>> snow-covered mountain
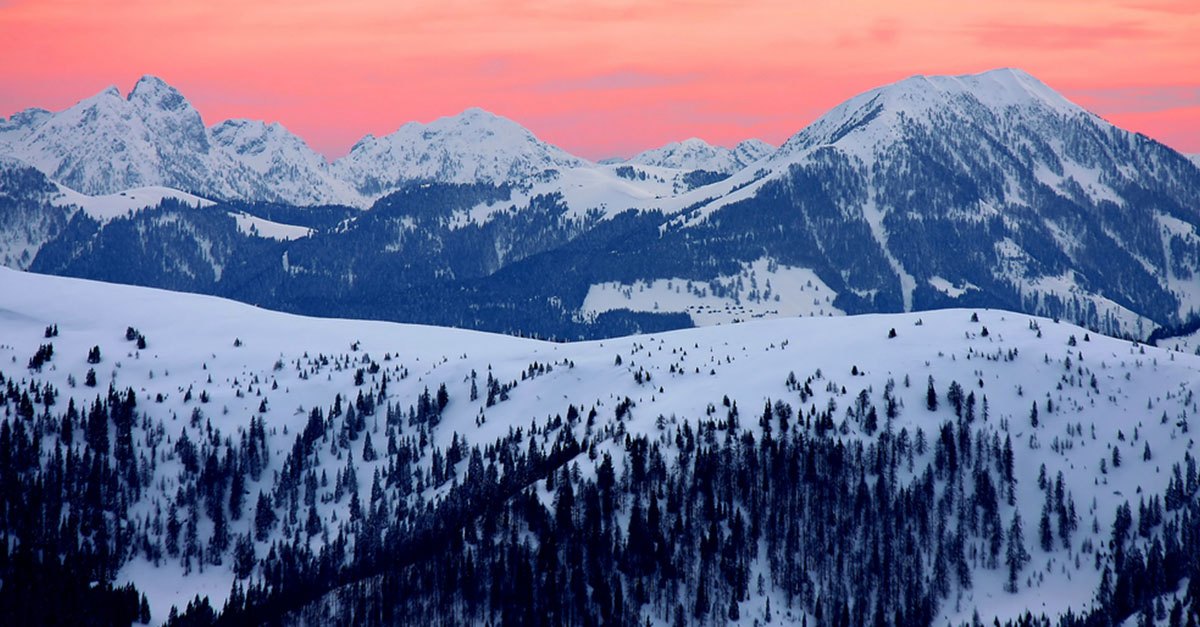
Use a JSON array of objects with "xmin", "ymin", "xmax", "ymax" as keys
[
  {"xmin": 628, "ymin": 137, "xmax": 774, "ymax": 173},
  {"xmin": 2, "ymin": 78, "xmax": 241, "ymax": 199},
  {"xmin": 331, "ymin": 107, "xmax": 585, "ymax": 198},
  {"xmin": 0, "ymin": 77, "xmax": 355, "ymax": 206},
  {"xmin": 612, "ymin": 68, "xmax": 1200, "ymax": 338},
  {"xmin": 2, "ymin": 81, "xmax": 757, "ymax": 210},
  {"xmin": 1, "ymin": 267, "xmax": 1197, "ymax": 625},
  {"xmin": 210, "ymin": 118, "xmax": 356, "ymax": 206}
]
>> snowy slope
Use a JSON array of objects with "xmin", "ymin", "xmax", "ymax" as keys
[
  {"xmin": 229, "ymin": 211, "xmax": 313, "ymax": 240},
  {"xmin": 628, "ymin": 137, "xmax": 774, "ymax": 174},
  {"xmin": 1, "ymin": 267, "xmax": 1197, "ymax": 624},
  {"xmin": 51, "ymin": 184, "xmax": 215, "ymax": 222}
]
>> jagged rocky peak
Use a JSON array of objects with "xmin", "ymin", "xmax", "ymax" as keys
[
  {"xmin": 211, "ymin": 118, "xmax": 322, "ymax": 162},
  {"xmin": 629, "ymin": 137, "xmax": 773, "ymax": 174},
  {"xmin": 125, "ymin": 75, "xmax": 211, "ymax": 153},
  {"xmin": 732, "ymin": 138, "xmax": 775, "ymax": 165},
  {"xmin": 127, "ymin": 75, "xmax": 189, "ymax": 111},
  {"xmin": 0, "ymin": 108, "xmax": 52, "ymax": 147}
]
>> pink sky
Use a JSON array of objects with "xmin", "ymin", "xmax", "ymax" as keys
[{"xmin": 1, "ymin": 0, "xmax": 1198, "ymax": 160}]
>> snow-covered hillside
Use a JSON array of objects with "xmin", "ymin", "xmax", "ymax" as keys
[
  {"xmin": 51, "ymin": 185, "xmax": 215, "ymax": 222},
  {"xmin": 1, "ymin": 267, "xmax": 1197, "ymax": 625}
]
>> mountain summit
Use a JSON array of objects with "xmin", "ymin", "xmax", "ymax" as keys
[
  {"xmin": 779, "ymin": 68, "xmax": 1086, "ymax": 158},
  {"xmin": 628, "ymin": 137, "xmax": 774, "ymax": 173},
  {"xmin": 331, "ymin": 107, "xmax": 585, "ymax": 197}
]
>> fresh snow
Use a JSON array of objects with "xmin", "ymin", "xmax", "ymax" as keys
[
  {"xmin": 581, "ymin": 258, "xmax": 844, "ymax": 325},
  {"xmin": 230, "ymin": 211, "xmax": 313, "ymax": 240},
  {"xmin": 928, "ymin": 276, "xmax": 977, "ymax": 299},
  {"xmin": 51, "ymin": 185, "xmax": 215, "ymax": 222}
]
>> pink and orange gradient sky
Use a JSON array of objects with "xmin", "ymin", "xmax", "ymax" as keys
[{"xmin": 1, "ymin": 0, "xmax": 1198, "ymax": 160}]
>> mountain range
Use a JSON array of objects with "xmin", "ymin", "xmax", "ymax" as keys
[
  {"xmin": 0, "ymin": 78, "xmax": 762, "ymax": 208},
  {"xmin": 1, "ymin": 68, "xmax": 1199, "ymax": 342}
]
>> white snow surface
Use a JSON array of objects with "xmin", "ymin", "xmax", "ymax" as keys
[
  {"xmin": 581, "ymin": 258, "xmax": 844, "ymax": 325},
  {"xmin": 928, "ymin": 276, "xmax": 977, "ymax": 299},
  {"xmin": 2, "ymin": 267, "xmax": 1198, "ymax": 624},
  {"xmin": 229, "ymin": 211, "xmax": 313, "ymax": 240},
  {"xmin": 51, "ymin": 184, "xmax": 215, "ymax": 222}
]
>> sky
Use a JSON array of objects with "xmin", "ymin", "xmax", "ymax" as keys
[{"xmin": 1, "ymin": 0, "xmax": 1198, "ymax": 161}]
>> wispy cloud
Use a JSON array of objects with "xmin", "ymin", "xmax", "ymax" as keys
[
  {"xmin": 1117, "ymin": 0, "xmax": 1200, "ymax": 15},
  {"xmin": 532, "ymin": 70, "xmax": 703, "ymax": 94},
  {"xmin": 1068, "ymin": 85, "xmax": 1200, "ymax": 114},
  {"xmin": 969, "ymin": 20, "xmax": 1151, "ymax": 49}
]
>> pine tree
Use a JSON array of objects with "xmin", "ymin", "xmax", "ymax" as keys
[
  {"xmin": 254, "ymin": 491, "xmax": 276, "ymax": 542},
  {"xmin": 1005, "ymin": 511, "xmax": 1029, "ymax": 593}
]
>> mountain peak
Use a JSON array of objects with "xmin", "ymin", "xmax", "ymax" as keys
[
  {"xmin": 457, "ymin": 106, "xmax": 499, "ymax": 120},
  {"xmin": 894, "ymin": 68, "xmax": 1077, "ymax": 115},
  {"xmin": 778, "ymin": 68, "xmax": 1088, "ymax": 157},
  {"xmin": 128, "ymin": 75, "xmax": 190, "ymax": 113},
  {"xmin": 427, "ymin": 107, "xmax": 531, "ymax": 136},
  {"xmin": 333, "ymin": 106, "xmax": 582, "ymax": 195},
  {"xmin": 629, "ymin": 137, "xmax": 772, "ymax": 174}
]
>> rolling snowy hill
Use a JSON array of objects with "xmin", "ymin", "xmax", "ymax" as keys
[{"xmin": 0, "ymin": 267, "xmax": 1197, "ymax": 625}]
